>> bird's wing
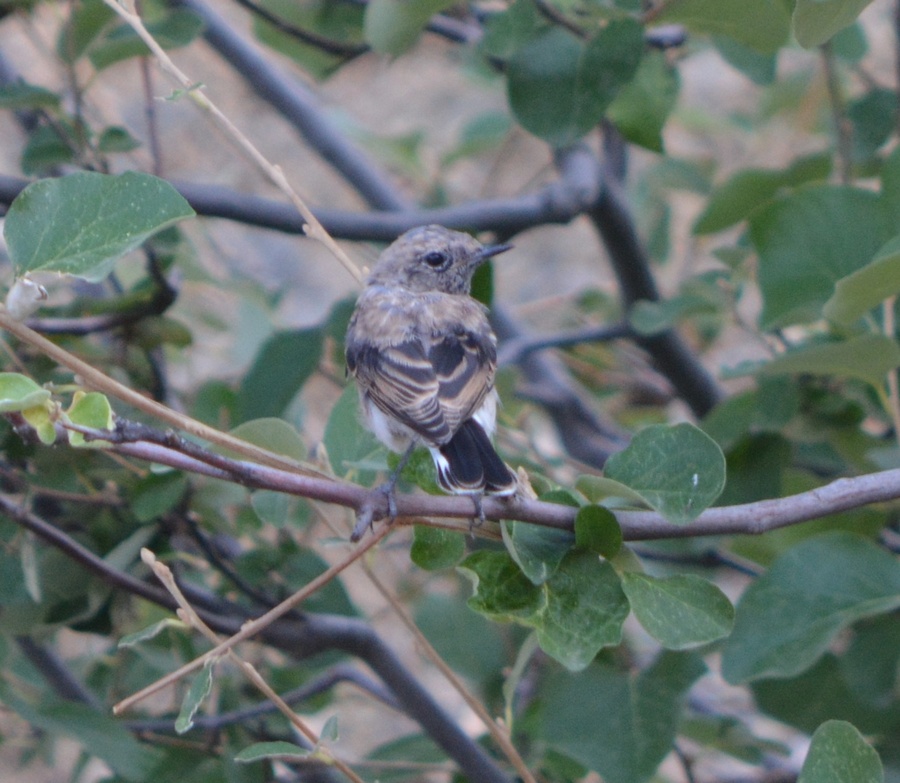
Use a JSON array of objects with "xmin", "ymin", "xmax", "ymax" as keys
[
  {"xmin": 347, "ymin": 329, "xmax": 495, "ymax": 447},
  {"xmin": 427, "ymin": 328, "xmax": 495, "ymax": 433}
]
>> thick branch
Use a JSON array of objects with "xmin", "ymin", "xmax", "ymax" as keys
[
  {"xmin": 173, "ymin": 0, "xmax": 408, "ymax": 212},
  {"xmin": 56, "ymin": 419, "xmax": 900, "ymax": 540},
  {"xmin": 588, "ymin": 166, "xmax": 723, "ymax": 417}
]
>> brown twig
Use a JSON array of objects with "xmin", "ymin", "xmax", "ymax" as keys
[
  {"xmin": 140, "ymin": 548, "xmax": 366, "ymax": 783},
  {"xmin": 112, "ymin": 521, "xmax": 393, "ymax": 716}
]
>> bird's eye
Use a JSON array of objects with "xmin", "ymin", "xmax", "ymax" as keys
[{"xmin": 423, "ymin": 250, "xmax": 449, "ymax": 269}]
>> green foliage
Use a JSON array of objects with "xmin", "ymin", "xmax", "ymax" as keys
[{"xmin": 2, "ymin": 1, "xmax": 900, "ymax": 782}]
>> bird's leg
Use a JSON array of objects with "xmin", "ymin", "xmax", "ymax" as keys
[
  {"xmin": 469, "ymin": 493, "xmax": 486, "ymax": 533},
  {"xmin": 352, "ymin": 444, "xmax": 416, "ymax": 541}
]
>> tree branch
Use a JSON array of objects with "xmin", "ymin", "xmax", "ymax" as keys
[
  {"xmin": 588, "ymin": 152, "xmax": 723, "ymax": 417},
  {"xmin": 50, "ymin": 417, "xmax": 900, "ymax": 541}
]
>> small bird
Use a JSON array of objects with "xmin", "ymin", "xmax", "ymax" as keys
[{"xmin": 345, "ymin": 225, "xmax": 517, "ymax": 513}]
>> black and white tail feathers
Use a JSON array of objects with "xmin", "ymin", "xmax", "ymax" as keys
[{"xmin": 433, "ymin": 419, "xmax": 516, "ymax": 496}]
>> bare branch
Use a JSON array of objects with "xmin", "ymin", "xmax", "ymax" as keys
[{"xmin": 51, "ymin": 417, "xmax": 900, "ymax": 542}]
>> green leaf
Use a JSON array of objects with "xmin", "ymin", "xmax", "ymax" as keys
[
  {"xmin": 321, "ymin": 714, "xmax": 339, "ymax": 742},
  {"xmin": 574, "ymin": 505, "xmax": 622, "ymax": 558},
  {"xmin": 604, "ymin": 423, "xmax": 726, "ymax": 525},
  {"xmin": 793, "ymin": 0, "xmax": 876, "ymax": 48},
  {"xmin": 459, "ymin": 550, "xmax": 545, "ymax": 621},
  {"xmin": 248, "ymin": 489, "xmax": 289, "ymax": 527},
  {"xmin": 712, "ymin": 35, "xmax": 777, "ymax": 85},
  {"xmin": 480, "ymin": 0, "xmax": 542, "ymax": 60},
  {"xmin": 235, "ymin": 741, "xmax": 312, "ymax": 763},
  {"xmin": 460, "ymin": 550, "xmax": 629, "ymax": 671},
  {"xmin": 410, "ymin": 525, "xmax": 465, "ymax": 571},
  {"xmin": 229, "ymin": 418, "xmax": 307, "ymax": 462},
  {"xmin": 175, "ymin": 659, "xmax": 215, "ymax": 734},
  {"xmin": 132, "ymin": 471, "xmax": 187, "ymax": 522},
  {"xmin": 502, "ymin": 520, "xmax": 575, "ymax": 585},
  {"xmin": 0, "ymin": 683, "xmax": 163, "ymax": 780},
  {"xmin": 757, "ymin": 335, "xmax": 900, "ymax": 389},
  {"xmin": 607, "ymin": 50, "xmax": 679, "ymax": 153},
  {"xmin": 0, "ymin": 80, "xmax": 60, "ymax": 109},
  {"xmin": 4, "ymin": 172, "xmax": 195, "ymax": 282},
  {"xmin": 66, "ymin": 392, "xmax": 114, "ymax": 447},
  {"xmin": 21, "ymin": 124, "xmax": 74, "ymax": 176},
  {"xmin": 236, "ymin": 328, "xmax": 323, "ymax": 423},
  {"xmin": 825, "ymin": 234, "xmax": 900, "ymax": 326},
  {"xmin": 750, "ymin": 185, "xmax": 890, "ymax": 329},
  {"xmin": 535, "ymin": 552, "xmax": 629, "ymax": 671},
  {"xmin": 847, "ymin": 88, "xmax": 897, "ymax": 163},
  {"xmin": 798, "ymin": 721, "xmax": 884, "ymax": 783},
  {"xmin": 97, "ymin": 125, "xmax": 141, "ymax": 153},
  {"xmin": 541, "ymin": 652, "xmax": 706, "ymax": 783},
  {"xmin": 363, "ymin": 0, "xmax": 454, "ymax": 55},
  {"xmin": 722, "ymin": 532, "xmax": 900, "ymax": 684},
  {"xmin": 507, "ymin": 21, "xmax": 644, "ymax": 147},
  {"xmin": 655, "ymin": 0, "xmax": 790, "ymax": 54},
  {"xmin": 621, "ymin": 572, "xmax": 734, "ymax": 650},
  {"xmin": 628, "ymin": 294, "xmax": 717, "ymax": 336},
  {"xmin": 118, "ymin": 618, "xmax": 186, "ymax": 648},
  {"xmin": 575, "ymin": 474, "xmax": 649, "ymax": 508},
  {"xmin": 753, "ymin": 653, "xmax": 900, "ymax": 735},
  {"xmin": 322, "ymin": 384, "xmax": 382, "ymax": 483},
  {"xmin": 694, "ymin": 152, "xmax": 831, "ymax": 234},
  {"xmin": 0, "ymin": 373, "xmax": 50, "ymax": 412}
]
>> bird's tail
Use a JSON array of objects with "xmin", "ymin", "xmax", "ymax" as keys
[{"xmin": 433, "ymin": 419, "xmax": 516, "ymax": 496}]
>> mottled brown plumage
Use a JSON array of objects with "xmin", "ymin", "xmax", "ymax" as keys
[{"xmin": 346, "ymin": 225, "xmax": 516, "ymax": 496}]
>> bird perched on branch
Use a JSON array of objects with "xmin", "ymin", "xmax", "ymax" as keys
[{"xmin": 345, "ymin": 225, "xmax": 517, "ymax": 521}]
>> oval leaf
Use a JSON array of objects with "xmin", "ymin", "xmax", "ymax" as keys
[
  {"xmin": 175, "ymin": 660, "xmax": 215, "ymax": 735},
  {"xmin": 66, "ymin": 392, "xmax": 114, "ymax": 448},
  {"xmin": 798, "ymin": 721, "xmax": 884, "ymax": 783},
  {"xmin": 604, "ymin": 423, "xmax": 726, "ymax": 525},
  {"xmin": 793, "ymin": 0, "xmax": 876, "ymax": 48},
  {"xmin": 621, "ymin": 572, "xmax": 734, "ymax": 650},
  {"xmin": 535, "ymin": 552, "xmax": 629, "ymax": 671},
  {"xmin": 507, "ymin": 21, "xmax": 643, "ymax": 147},
  {"xmin": 502, "ymin": 520, "xmax": 575, "ymax": 585},
  {"xmin": 4, "ymin": 171, "xmax": 195, "ymax": 281},
  {"xmin": 235, "ymin": 741, "xmax": 311, "ymax": 763},
  {"xmin": 574, "ymin": 505, "xmax": 622, "ymax": 558},
  {"xmin": 750, "ymin": 185, "xmax": 890, "ymax": 329},
  {"xmin": 824, "ymin": 233, "xmax": 900, "ymax": 326},
  {"xmin": 722, "ymin": 532, "xmax": 900, "ymax": 684},
  {"xmin": 759, "ymin": 335, "xmax": 900, "ymax": 390},
  {"xmin": 0, "ymin": 373, "xmax": 50, "ymax": 412},
  {"xmin": 411, "ymin": 525, "xmax": 465, "ymax": 571}
]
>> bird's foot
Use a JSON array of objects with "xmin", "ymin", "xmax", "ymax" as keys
[{"xmin": 468, "ymin": 493, "xmax": 486, "ymax": 535}]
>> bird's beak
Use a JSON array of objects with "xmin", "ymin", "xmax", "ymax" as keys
[{"xmin": 477, "ymin": 242, "xmax": 512, "ymax": 263}]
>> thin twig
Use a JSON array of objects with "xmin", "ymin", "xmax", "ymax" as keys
[
  {"xmin": 883, "ymin": 297, "xmax": 900, "ymax": 449},
  {"xmin": 822, "ymin": 40, "xmax": 853, "ymax": 185},
  {"xmin": 140, "ymin": 548, "xmax": 366, "ymax": 783},
  {"xmin": 0, "ymin": 309, "xmax": 326, "ymax": 477},
  {"xmin": 362, "ymin": 563, "xmax": 538, "ymax": 783},
  {"xmin": 112, "ymin": 522, "xmax": 393, "ymax": 716},
  {"xmin": 101, "ymin": 0, "xmax": 363, "ymax": 285}
]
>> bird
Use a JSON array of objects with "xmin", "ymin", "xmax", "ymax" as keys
[{"xmin": 345, "ymin": 224, "xmax": 517, "ymax": 519}]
